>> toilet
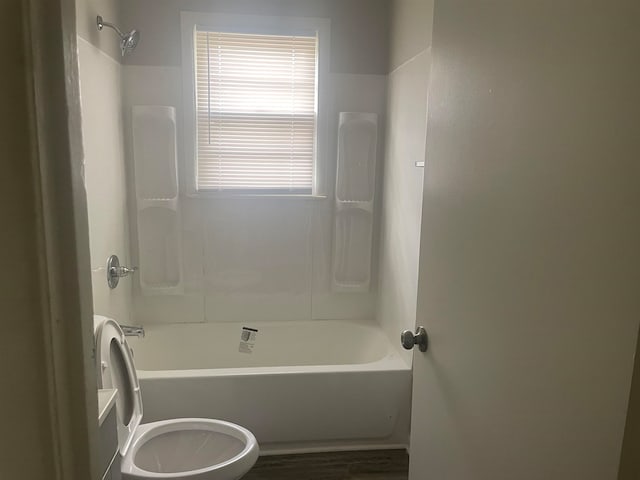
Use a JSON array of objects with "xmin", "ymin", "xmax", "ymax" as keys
[{"xmin": 94, "ymin": 315, "xmax": 259, "ymax": 480}]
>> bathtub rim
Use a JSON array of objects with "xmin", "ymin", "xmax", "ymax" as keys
[{"xmin": 136, "ymin": 351, "xmax": 409, "ymax": 379}]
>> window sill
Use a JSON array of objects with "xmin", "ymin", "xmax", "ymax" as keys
[{"xmin": 185, "ymin": 192, "xmax": 329, "ymax": 201}]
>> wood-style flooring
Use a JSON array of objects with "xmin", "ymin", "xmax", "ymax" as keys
[{"xmin": 243, "ymin": 449, "xmax": 409, "ymax": 480}]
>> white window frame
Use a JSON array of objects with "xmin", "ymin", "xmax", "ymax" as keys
[{"xmin": 181, "ymin": 12, "xmax": 331, "ymax": 198}]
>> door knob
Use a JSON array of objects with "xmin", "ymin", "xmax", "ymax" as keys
[{"xmin": 401, "ymin": 326, "xmax": 429, "ymax": 352}]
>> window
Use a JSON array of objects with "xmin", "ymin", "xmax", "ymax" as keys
[{"xmin": 182, "ymin": 14, "xmax": 329, "ymax": 195}]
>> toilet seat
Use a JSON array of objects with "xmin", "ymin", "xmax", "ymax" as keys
[
  {"xmin": 95, "ymin": 316, "xmax": 143, "ymax": 455},
  {"xmin": 94, "ymin": 316, "xmax": 259, "ymax": 480},
  {"xmin": 122, "ymin": 418, "xmax": 259, "ymax": 480}
]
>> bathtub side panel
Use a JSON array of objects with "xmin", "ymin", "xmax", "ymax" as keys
[{"xmin": 138, "ymin": 369, "xmax": 411, "ymax": 449}]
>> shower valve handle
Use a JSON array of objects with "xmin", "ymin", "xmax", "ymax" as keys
[
  {"xmin": 114, "ymin": 265, "xmax": 137, "ymax": 277},
  {"xmin": 107, "ymin": 254, "xmax": 137, "ymax": 289}
]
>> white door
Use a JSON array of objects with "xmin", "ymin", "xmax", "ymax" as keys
[{"xmin": 407, "ymin": 2, "xmax": 640, "ymax": 479}]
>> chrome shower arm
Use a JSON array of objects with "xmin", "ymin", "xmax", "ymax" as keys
[{"xmin": 96, "ymin": 15, "xmax": 125, "ymax": 39}]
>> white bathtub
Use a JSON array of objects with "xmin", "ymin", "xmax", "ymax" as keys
[{"xmin": 126, "ymin": 320, "xmax": 411, "ymax": 454}]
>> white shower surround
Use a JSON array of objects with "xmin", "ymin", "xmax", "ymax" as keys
[{"xmin": 127, "ymin": 320, "xmax": 411, "ymax": 454}]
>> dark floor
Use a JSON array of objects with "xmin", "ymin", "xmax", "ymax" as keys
[{"xmin": 243, "ymin": 449, "xmax": 409, "ymax": 480}]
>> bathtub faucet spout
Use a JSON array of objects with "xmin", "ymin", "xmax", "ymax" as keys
[{"xmin": 121, "ymin": 324, "xmax": 145, "ymax": 338}]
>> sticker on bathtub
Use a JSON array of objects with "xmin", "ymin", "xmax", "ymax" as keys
[{"xmin": 239, "ymin": 327, "xmax": 258, "ymax": 354}]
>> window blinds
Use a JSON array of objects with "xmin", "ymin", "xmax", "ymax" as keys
[{"xmin": 195, "ymin": 30, "xmax": 318, "ymax": 192}]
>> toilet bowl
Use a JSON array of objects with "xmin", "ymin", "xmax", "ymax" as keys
[{"xmin": 94, "ymin": 315, "xmax": 259, "ymax": 480}]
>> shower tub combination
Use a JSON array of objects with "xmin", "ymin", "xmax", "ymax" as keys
[{"xmin": 127, "ymin": 319, "xmax": 411, "ymax": 454}]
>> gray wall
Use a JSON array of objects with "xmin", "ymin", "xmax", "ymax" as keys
[
  {"xmin": 121, "ymin": 0, "xmax": 390, "ymax": 73},
  {"xmin": 76, "ymin": 0, "xmax": 122, "ymax": 60},
  {"xmin": 389, "ymin": 0, "xmax": 433, "ymax": 70}
]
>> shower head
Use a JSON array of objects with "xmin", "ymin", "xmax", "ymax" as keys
[
  {"xmin": 121, "ymin": 29, "xmax": 140, "ymax": 55},
  {"xmin": 96, "ymin": 15, "xmax": 140, "ymax": 56}
]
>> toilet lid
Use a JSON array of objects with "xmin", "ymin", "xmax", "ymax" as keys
[{"xmin": 95, "ymin": 316, "xmax": 143, "ymax": 456}]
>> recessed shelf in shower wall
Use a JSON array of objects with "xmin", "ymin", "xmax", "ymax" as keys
[
  {"xmin": 132, "ymin": 105, "xmax": 183, "ymax": 295},
  {"xmin": 332, "ymin": 112, "xmax": 378, "ymax": 292}
]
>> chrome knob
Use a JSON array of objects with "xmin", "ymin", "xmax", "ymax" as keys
[
  {"xmin": 107, "ymin": 254, "xmax": 138, "ymax": 289},
  {"xmin": 401, "ymin": 326, "xmax": 429, "ymax": 352}
]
